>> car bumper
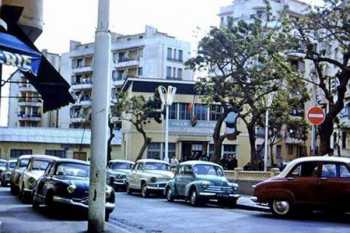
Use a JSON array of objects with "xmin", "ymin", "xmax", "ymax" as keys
[
  {"xmin": 199, "ymin": 192, "xmax": 240, "ymax": 199},
  {"xmin": 113, "ymin": 179, "xmax": 127, "ymax": 186},
  {"xmin": 52, "ymin": 196, "xmax": 115, "ymax": 211},
  {"xmin": 147, "ymin": 182, "xmax": 167, "ymax": 191}
]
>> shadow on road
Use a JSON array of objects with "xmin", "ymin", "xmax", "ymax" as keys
[{"xmin": 33, "ymin": 206, "xmax": 88, "ymax": 221}]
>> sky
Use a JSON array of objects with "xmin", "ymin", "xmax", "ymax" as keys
[{"xmin": 1, "ymin": 0, "xmax": 320, "ymax": 126}]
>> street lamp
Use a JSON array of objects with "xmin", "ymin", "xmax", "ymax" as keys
[
  {"xmin": 158, "ymin": 85, "xmax": 176, "ymax": 163},
  {"xmin": 264, "ymin": 93, "xmax": 274, "ymax": 172}
]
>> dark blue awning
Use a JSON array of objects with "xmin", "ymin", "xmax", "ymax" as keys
[{"xmin": 0, "ymin": 32, "xmax": 41, "ymax": 76}]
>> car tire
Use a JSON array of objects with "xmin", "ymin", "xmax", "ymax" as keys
[
  {"xmin": 271, "ymin": 200, "xmax": 292, "ymax": 217},
  {"xmin": 166, "ymin": 188, "xmax": 174, "ymax": 202},
  {"xmin": 10, "ymin": 183, "xmax": 17, "ymax": 195},
  {"xmin": 45, "ymin": 191, "xmax": 55, "ymax": 210},
  {"xmin": 189, "ymin": 189, "xmax": 201, "ymax": 206},
  {"xmin": 19, "ymin": 182, "xmax": 25, "ymax": 202},
  {"xmin": 141, "ymin": 183, "xmax": 149, "ymax": 198},
  {"xmin": 126, "ymin": 183, "xmax": 132, "ymax": 194},
  {"xmin": 32, "ymin": 194, "xmax": 40, "ymax": 209},
  {"xmin": 219, "ymin": 199, "xmax": 237, "ymax": 208}
]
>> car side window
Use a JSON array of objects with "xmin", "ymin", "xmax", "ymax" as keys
[
  {"xmin": 339, "ymin": 164, "xmax": 350, "ymax": 178},
  {"xmin": 137, "ymin": 163, "xmax": 143, "ymax": 171},
  {"xmin": 183, "ymin": 166, "xmax": 193, "ymax": 176},
  {"xmin": 288, "ymin": 162, "xmax": 319, "ymax": 177},
  {"xmin": 321, "ymin": 163, "xmax": 337, "ymax": 178}
]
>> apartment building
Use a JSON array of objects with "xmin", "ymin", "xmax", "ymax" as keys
[
  {"xmin": 7, "ymin": 50, "xmax": 70, "ymax": 128},
  {"xmin": 65, "ymin": 25, "xmax": 193, "ymax": 129}
]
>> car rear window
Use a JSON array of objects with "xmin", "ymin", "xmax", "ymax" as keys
[{"xmin": 32, "ymin": 160, "xmax": 50, "ymax": 171}]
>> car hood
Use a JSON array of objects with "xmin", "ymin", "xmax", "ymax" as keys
[
  {"xmin": 0, "ymin": 167, "xmax": 6, "ymax": 172},
  {"xmin": 109, "ymin": 169, "xmax": 131, "ymax": 176},
  {"xmin": 143, "ymin": 170, "xmax": 174, "ymax": 179},
  {"xmin": 195, "ymin": 175, "xmax": 230, "ymax": 186},
  {"xmin": 29, "ymin": 170, "xmax": 45, "ymax": 180}
]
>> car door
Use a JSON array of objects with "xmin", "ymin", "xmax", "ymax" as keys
[
  {"xmin": 178, "ymin": 165, "xmax": 195, "ymax": 196},
  {"xmin": 284, "ymin": 161, "xmax": 321, "ymax": 205},
  {"xmin": 174, "ymin": 166, "xmax": 185, "ymax": 196},
  {"xmin": 318, "ymin": 162, "xmax": 350, "ymax": 206}
]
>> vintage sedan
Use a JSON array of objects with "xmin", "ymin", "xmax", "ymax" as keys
[
  {"xmin": 18, "ymin": 155, "xmax": 59, "ymax": 200},
  {"xmin": 107, "ymin": 160, "xmax": 134, "ymax": 190},
  {"xmin": 32, "ymin": 159, "xmax": 115, "ymax": 221},
  {"xmin": 254, "ymin": 156, "xmax": 350, "ymax": 217},
  {"xmin": 126, "ymin": 159, "xmax": 174, "ymax": 197},
  {"xmin": 10, "ymin": 155, "xmax": 31, "ymax": 194},
  {"xmin": 0, "ymin": 160, "xmax": 16, "ymax": 187},
  {"xmin": 0, "ymin": 159, "xmax": 7, "ymax": 183},
  {"xmin": 165, "ymin": 161, "xmax": 239, "ymax": 206}
]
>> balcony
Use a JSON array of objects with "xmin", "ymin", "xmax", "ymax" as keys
[
  {"xmin": 72, "ymin": 97, "xmax": 92, "ymax": 107},
  {"xmin": 115, "ymin": 58, "xmax": 139, "ymax": 68},
  {"xmin": 71, "ymin": 116, "xmax": 88, "ymax": 123},
  {"xmin": 71, "ymin": 80, "xmax": 93, "ymax": 90},
  {"xmin": 17, "ymin": 113, "xmax": 42, "ymax": 121},
  {"xmin": 19, "ymin": 84, "xmax": 37, "ymax": 93},
  {"xmin": 72, "ymin": 65, "xmax": 93, "ymax": 73},
  {"xmin": 17, "ymin": 98, "xmax": 42, "ymax": 107}
]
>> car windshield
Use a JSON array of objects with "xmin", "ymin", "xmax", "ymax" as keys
[
  {"xmin": 32, "ymin": 160, "xmax": 50, "ymax": 171},
  {"xmin": 0, "ymin": 161, "xmax": 7, "ymax": 167},
  {"xmin": 56, "ymin": 163, "xmax": 89, "ymax": 178},
  {"xmin": 9, "ymin": 162, "xmax": 16, "ymax": 169},
  {"xmin": 144, "ymin": 162, "xmax": 169, "ymax": 171},
  {"xmin": 110, "ymin": 162, "xmax": 133, "ymax": 170},
  {"xmin": 19, "ymin": 159, "xmax": 29, "ymax": 168},
  {"xmin": 193, "ymin": 164, "xmax": 224, "ymax": 176}
]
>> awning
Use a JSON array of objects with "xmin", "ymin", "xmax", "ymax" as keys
[
  {"xmin": 0, "ymin": 32, "xmax": 42, "ymax": 75},
  {"xmin": 1, "ymin": 5, "xmax": 74, "ymax": 112}
]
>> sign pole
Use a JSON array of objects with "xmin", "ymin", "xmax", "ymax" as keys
[
  {"xmin": 88, "ymin": 0, "xmax": 111, "ymax": 232},
  {"xmin": 307, "ymin": 106, "xmax": 325, "ymax": 156}
]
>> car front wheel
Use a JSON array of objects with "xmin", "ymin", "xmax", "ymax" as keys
[
  {"xmin": 189, "ymin": 189, "xmax": 201, "ymax": 206},
  {"xmin": 166, "ymin": 188, "xmax": 174, "ymax": 202},
  {"xmin": 271, "ymin": 200, "xmax": 292, "ymax": 217},
  {"xmin": 141, "ymin": 184, "xmax": 149, "ymax": 198}
]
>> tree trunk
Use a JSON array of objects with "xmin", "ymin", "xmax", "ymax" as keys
[
  {"xmin": 247, "ymin": 125, "xmax": 260, "ymax": 168},
  {"xmin": 211, "ymin": 138, "xmax": 224, "ymax": 163},
  {"xmin": 135, "ymin": 134, "xmax": 151, "ymax": 161},
  {"xmin": 269, "ymin": 142, "xmax": 274, "ymax": 166},
  {"xmin": 211, "ymin": 111, "xmax": 229, "ymax": 163},
  {"xmin": 318, "ymin": 119, "xmax": 334, "ymax": 155},
  {"xmin": 107, "ymin": 119, "xmax": 115, "ymax": 162}
]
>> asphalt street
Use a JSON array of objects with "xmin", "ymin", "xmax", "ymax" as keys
[{"xmin": 0, "ymin": 187, "xmax": 350, "ymax": 233}]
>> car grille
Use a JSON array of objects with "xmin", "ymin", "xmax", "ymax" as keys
[
  {"xmin": 204, "ymin": 186, "xmax": 233, "ymax": 193},
  {"xmin": 115, "ymin": 174, "xmax": 126, "ymax": 179}
]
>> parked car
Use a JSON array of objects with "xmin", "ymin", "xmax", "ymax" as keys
[
  {"xmin": 32, "ymin": 158, "xmax": 115, "ymax": 221},
  {"xmin": 0, "ymin": 159, "xmax": 7, "ymax": 182},
  {"xmin": 0, "ymin": 160, "xmax": 16, "ymax": 187},
  {"xmin": 10, "ymin": 155, "xmax": 31, "ymax": 194},
  {"xmin": 165, "ymin": 161, "xmax": 239, "ymax": 207},
  {"xmin": 126, "ymin": 159, "xmax": 174, "ymax": 197},
  {"xmin": 254, "ymin": 156, "xmax": 350, "ymax": 217},
  {"xmin": 18, "ymin": 155, "xmax": 59, "ymax": 200},
  {"xmin": 107, "ymin": 160, "xmax": 134, "ymax": 190}
]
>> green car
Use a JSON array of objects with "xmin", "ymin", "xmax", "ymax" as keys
[{"xmin": 165, "ymin": 161, "xmax": 239, "ymax": 207}]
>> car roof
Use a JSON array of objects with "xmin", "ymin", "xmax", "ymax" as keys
[
  {"xmin": 9, "ymin": 160, "xmax": 17, "ymax": 163},
  {"xmin": 136, "ymin": 159, "xmax": 169, "ymax": 165},
  {"xmin": 0, "ymin": 159, "xmax": 7, "ymax": 163},
  {"xmin": 18, "ymin": 155, "xmax": 33, "ymax": 160},
  {"xmin": 279, "ymin": 156, "xmax": 350, "ymax": 177},
  {"xmin": 180, "ymin": 160, "xmax": 222, "ymax": 167},
  {"xmin": 55, "ymin": 158, "xmax": 89, "ymax": 166},
  {"xmin": 109, "ymin": 159, "xmax": 134, "ymax": 164},
  {"xmin": 29, "ymin": 154, "xmax": 60, "ymax": 161}
]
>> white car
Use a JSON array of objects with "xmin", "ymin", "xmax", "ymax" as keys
[
  {"xmin": 126, "ymin": 159, "xmax": 174, "ymax": 197},
  {"xmin": 107, "ymin": 160, "xmax": 134, "ymax": 190},
  {"xmin": 18, "ymin": 155, "xmax": 59, "ymax": 200}
]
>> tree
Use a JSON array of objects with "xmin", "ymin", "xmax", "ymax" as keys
[
  {"xmin": 188, "ymin": 5, "xmax": 301, "ymax": 165},
  {"xmin": 114, "ymin": 90, "xmax": 162, "ymax": 161},
  {"xmin": 291, "ymin": 0, "xmax": 350, "ymax": 155}
]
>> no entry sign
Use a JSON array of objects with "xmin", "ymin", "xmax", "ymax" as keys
[{"xmin": 307, "ymin": 106, "xmax": 325, "ymax": 126}]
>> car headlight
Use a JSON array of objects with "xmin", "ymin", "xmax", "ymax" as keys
[
  {"xmin": 67, "ymin": 184, "xmax": 76, "ymax": 194},
  {"xmin": 200, "ymin": 181, "xmax": 211, "ymax": 189},
  {"xmin": 229, "ymin": 183, "xmax": 239, "ymax": 191},
  {"xmin": 150, "ymin": 177, "xmax": 157, "ymax": 183}
]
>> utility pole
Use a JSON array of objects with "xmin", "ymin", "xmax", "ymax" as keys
[{"xmin": 88, "ymin": 0, "xmax": 111, "ymax": 232}]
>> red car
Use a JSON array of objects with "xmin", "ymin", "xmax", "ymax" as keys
[{"xmin": 254, "ymin": 156, "xmax": 350, "ymax": 217}]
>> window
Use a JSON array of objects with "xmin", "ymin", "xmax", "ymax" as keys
[
  {"xmin": 210, "ymin": 105, "xmax": 223, "ymax": 121},
  {"xmin": 179, "ymin": 103, "xmax": 191, "ymax": 120},
  {"xmin": 166, "ymin": 66, "xmax": 172, "ymax": 79},
  {"xmin": 10, "ymin": 149, "xmax": 32, "ymax": 159},
  {"xmin": 169, "ymin": 103, "xmax": 177, "ymax": 120},
  {"xmin": 223, "ymin": 145, "xmax": 236, "ymax": 156},
  {"xmin": 321, "ymin": 163, "xmax": 337, "ymax": 178},
  {"xmin": 167, "ymin": 48, "xmax": 172, "ymax": 60},
  {"xmin": 173, "ymin": 49, "xmax": 177, "ymax": 60},
  {"xmin": 147, "ymin": 143, "xmax": 161, "ymax": 159},
  {"xmin": 178, "ymin": 50, "xmax": 183, "ymax": 62},
  {"xmin": 177, "ymin": 68, "xmax": 183, "ymax": 79},
  {"xmin": 162, "ymin": 143, "xmax": 176, "ymax": 159},
  {"xmin": 339, "ymin": 164, "xmax": 350, "ymax": 178},
  {"xmin": 45, "ymin": 149, "xmax": 66, "ymax": 158},
  {"xmin": 288, "ymin": 162, "xmax": 319, "ymax": 177},
  {"xmin": 173, "ymin": 67, "xmax": 176, "ymax": 78},
  {"xmin": 194, "ymin": 104, "xmax": 208, "ymax": 121},
  {"xmin": 138, "ymin": 67, "xmax": 143, "ymax": 76}
]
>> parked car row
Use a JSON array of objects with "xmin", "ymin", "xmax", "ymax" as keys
[
  {"xmin": 7, "ymin": 154, "xmax": 115, "ymax": 221},
  {"xmin": 0, "ymin": 159, "xmax": 16, "ymax": 187},
  {"xmin": 107, "ymin": 159, "xmax": 240, "ymax": 207}
]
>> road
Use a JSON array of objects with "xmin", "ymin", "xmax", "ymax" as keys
[{"xmin": 0, "ymin": 187, "xmax": 350, "ymax": 233}]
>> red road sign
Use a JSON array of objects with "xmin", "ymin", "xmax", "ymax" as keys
[{"xmin": 307, "ymin": 106, "xmax": 325, "ymax": 126}]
